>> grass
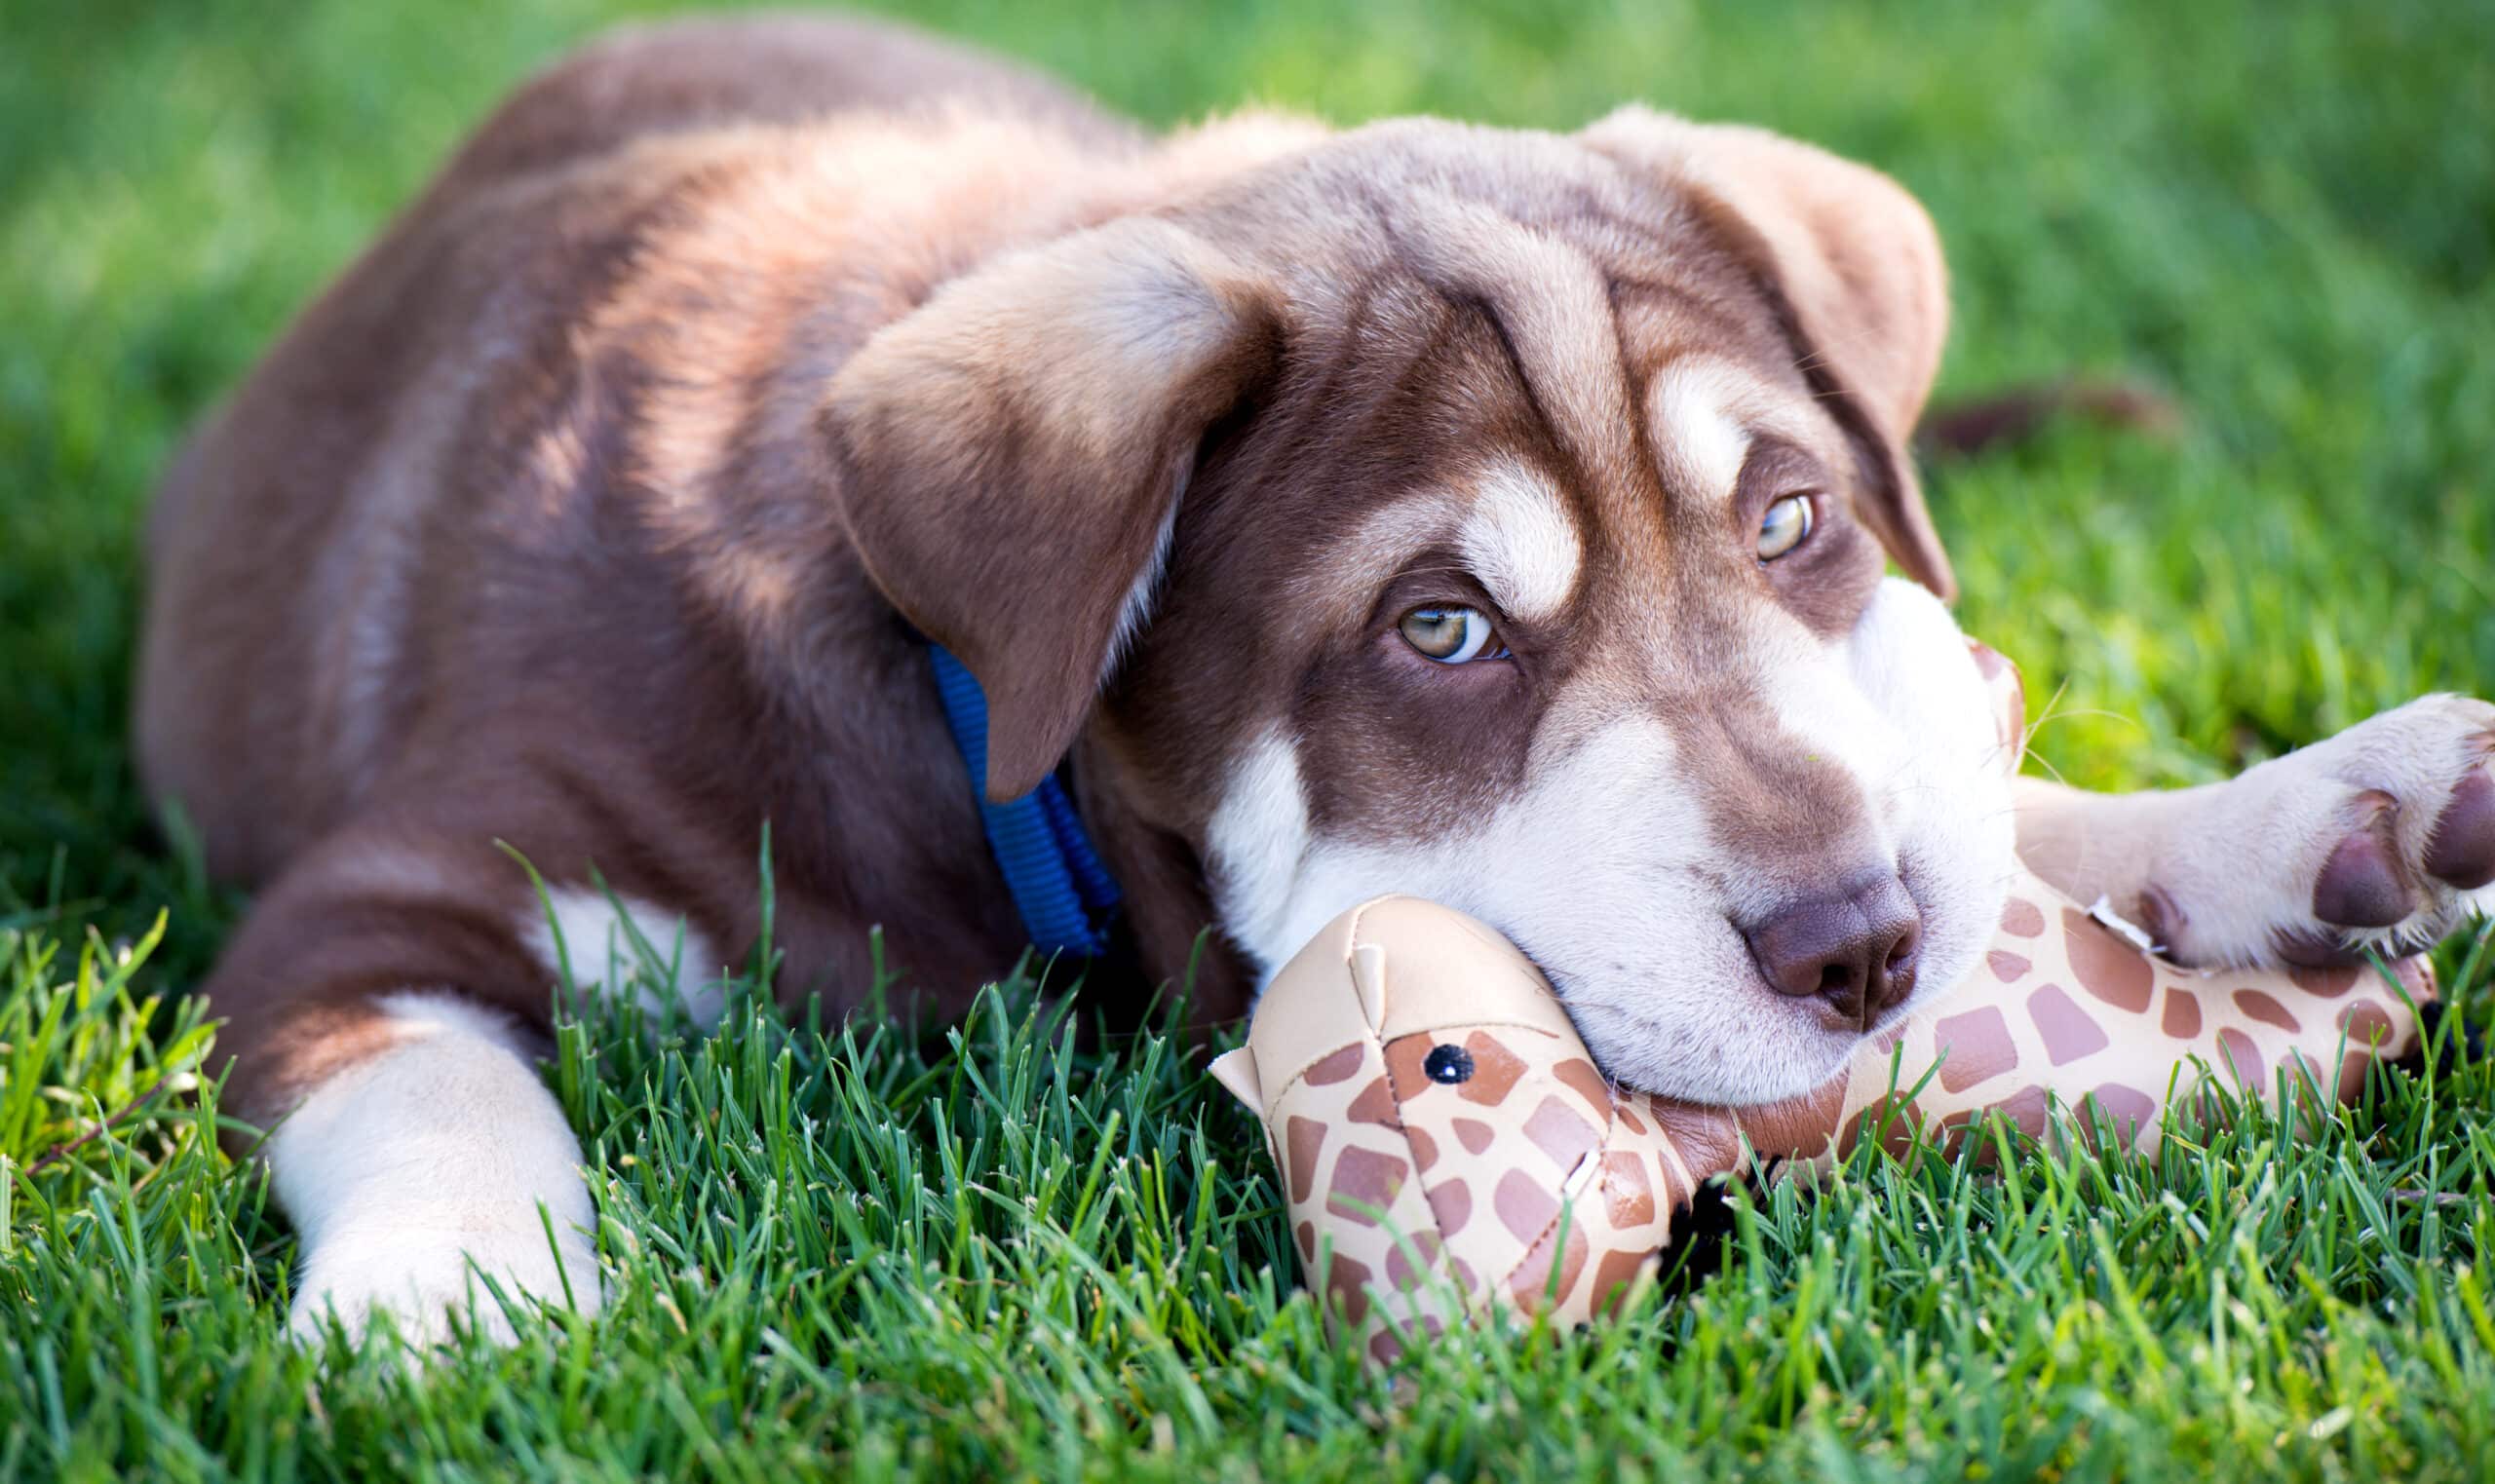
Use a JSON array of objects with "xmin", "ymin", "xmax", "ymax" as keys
[{"xmin": 3, "ymin": 0, "xmax": 2492, "ymax": 1476}]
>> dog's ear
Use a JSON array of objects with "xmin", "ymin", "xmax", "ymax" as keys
[
  {"xmin": 1583, "ymin": 108, "xmax": 1956, "ymax": 599},
  {"xmin": 821, "ymin": 218, "xmax": 1282, "ymax": 801}
]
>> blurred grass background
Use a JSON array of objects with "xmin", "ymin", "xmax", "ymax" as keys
[
  {"xmin": 2, "ymin": 1, "xmax": 2491, "ymax": 1478},
  {"xmin": 7, "ymin": 0, "xmax": 2493, "ymax": 971}
]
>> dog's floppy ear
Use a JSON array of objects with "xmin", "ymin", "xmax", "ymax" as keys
[
  {"xmin": 1583, "ymin": 107, "xmax": 1957, "ymax": 599},
  {"xmin": 822, "ymin": 217, "xmax": 1282, "ymax": 801}
]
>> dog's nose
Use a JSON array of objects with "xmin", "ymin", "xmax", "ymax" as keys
[{"xmin": 1742, "ymin": 876, "xmax": 1923, "ymax": 1029}]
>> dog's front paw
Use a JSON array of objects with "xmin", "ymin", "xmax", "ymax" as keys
[
  {"xmin": 288, "ymin": 1221, "xmax": 603, "ymax": 1348},
  {"xmin": 2150, "ymin": 695, "xmax": 2495, "ymax": 968}
]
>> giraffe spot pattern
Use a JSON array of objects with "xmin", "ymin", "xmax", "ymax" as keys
[
  {"xmin": 1406, "ymin": 1124, "xmax": 1439, "ymax": 1174},
  {"xmin": 2086, "ymin": 1083, "xmax": 2158, "ymax": 1140},
  {"xmin": 1934, "ymin": 1005, "xmax": 2018, "ymax": 1093},
  {"xmin": 1989, "ymin": 1084, "xmax": 2053, "ymax": 1140},
  {"xmin": 2287, "ymin": 964, "xmax": 2360, "ymax": 999},
  {"xmin": 1495, "ymin": 1168, "xmax": 1559, "ymax": 1243},
  {"xmin": 1384, "ymin": 1231, "xmax": 1443, "ymax": 1293},
  {"xmin": 1295, "ymin": 1221, "xmax": 1315, "ymax": 1261},
  {"xmin": 1427, "ymin": 1176, "xmax": 1473, "ymax": 1238},
  {"xmin": 1588, "ymin": 1246, "xmax": 1651, "ymax": 1319},
  {"xmin": 1381, "ymin": 1033, "xmax": 1433, "ymax": 1100},
  {"xmin": 1286, "ymin": 1116, "xmax": 1325, "ymax": 1203},
  {"xmin": 1458, "ymin": 1033, "xmax": 1529, "ymax": 1106},
  {"xmin": 1939, "ymin": 1084, "xmax": 2053, "ymax": 1165},
  {"xmin": 1325, "ymin": 1252, "xmax": 1373, "ymax": 1325},
  {"xmin": 2338, "ymin": 1000, "xmax": 2394, "ymax": 1046},
  {"xmin": 1603, "ymin": 1151, "xmax": 1656, "ymax": 1228},
  {"xmin": 1523, "ymin": 1096, "xmax": 1599, "ymax": 1171},
  {"xmin": 1451, "ymin": 1118, "xmax": 1495, "ymax": 1155},
  {"xmin": 1614, "ymin": 1102, "xmax": 1647, "ymax": 1136},
  {"xmin": 2217, "ymin": 1028, "xmax": 2266, "ymax": 1088},
  {"xmin": 2000, "ymin": 897, "xmax": 2047, "ymax": 938},
  {"xmin": 1554, "ymin": 1057, "xmax": 1613, "ymax": 1114},
  {"xmin": 1987, "ymin": 951, "xmax": 2032, "ymax": 983},
  {"xmin": 1508, "ymin": 1213, "xmax": 1590, "ymax": 1312},
  {"xmin": 1304, "ymin": 1044, "xmax": 1364, "ymax": 1085},
  {"xmin": 1838, "ymin": 1094, "xmax": 1924, "ymax": 1161},
  {"xmin": 2337, "ymin": 1051, "xmax": 2376, "ymax": 1103},
  {"xmin": 1347, "ymin": 1075, "xmax": 1399, "ymax": 1126},
  {"xmin": 1368, "ymin": 1328, "xmax": 1401, "ymax": 1367},
  {"xmin": 2233, "ymin": 990, "xmax": 2300, "ymax": 1034},
  {"xmin": 1325, "ymin": 1146, "xmax": 1409, "ymax": 1226},
  {"xmin": 2062, "ymin": 908, "xmax": 2154, "ymax": 1011},
  {"xmin": 2162, "ymin": 987, "xmax": 2202, "ymax": 1040},
  {"xmin": 2027, "ymin": 982, "xmax": 2111, "ymax": 1065}
]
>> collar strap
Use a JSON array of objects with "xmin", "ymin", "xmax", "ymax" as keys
[{"xmin": 928, "ymin": 645, "xmax": 1123, "ymax": 957}]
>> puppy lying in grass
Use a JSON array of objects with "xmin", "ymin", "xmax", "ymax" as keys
[{"xmin": 134, "ymin": 14, "xmax": 2495, "ymax": 1344}]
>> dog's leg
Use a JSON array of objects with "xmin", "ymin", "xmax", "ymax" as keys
[
  {"xmin": 2015, "ymin": 695, "xmax": 2495, "ymax": 968},
  {"xmin": 202, "ymin": 821, "xmax": 727, "ymax": 1346},
  {"xmin": 263, "ymin": 990, "xmax": 599, "ymax": 1345}
]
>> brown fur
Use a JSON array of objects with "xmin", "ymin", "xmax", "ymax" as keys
[{"xmin": 136, "ymin": 15, "xmax": 1958, "ymax": 1125}]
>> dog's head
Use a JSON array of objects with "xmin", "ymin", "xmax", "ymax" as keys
[{"xmin": 822, "ymin": 108, "xmax": 2018, "ymax": 1104}]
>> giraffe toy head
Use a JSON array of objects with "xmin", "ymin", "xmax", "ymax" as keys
[
  {"xmin": 1211, "ymin": 640, "xmax": 2437, "ymax": 1362},
  {"xmin": 1209, "ymin": 895, "xmax": 1714, "ymax": 1360}
]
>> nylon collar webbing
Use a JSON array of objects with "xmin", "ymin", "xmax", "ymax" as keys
[{"xmin": 927, "ymin": 645, "xmax": 1123, "ymax": 957}]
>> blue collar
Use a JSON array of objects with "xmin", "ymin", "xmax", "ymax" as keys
[{"xmin": 927, "ymin": 645, "xmax": 1123, "ymax": 957}]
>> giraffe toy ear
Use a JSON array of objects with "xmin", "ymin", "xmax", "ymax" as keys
[
  {"xmin": 1209, "ymin": 1048, "xmax": 1265, "ymax": 1114},
  {"xmin": 1349, "ymin": 943, "xmax": 1390, "ymax": 1029}
]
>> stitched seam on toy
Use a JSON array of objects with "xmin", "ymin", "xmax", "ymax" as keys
[
  {"xmin": 1512, "ymin": 1114, "xmax": 1603, "ymax": 1281},
  {"xmin": 1511, "ymin": 1166, "xmax": 1577, "ymax": 1290},
  {"xmin": 1275, "ymin": 1046, "xmax": 1364, "ymax": 1108},
  {"xmin": 1343, "ymin": 897, "xmax": 1384, "ymax": 970}
]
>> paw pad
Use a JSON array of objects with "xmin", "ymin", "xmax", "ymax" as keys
[
  {"xmin": 2312, "ymin": 792, "xmax": 2412, "ymax": 929},
  {"xmin": 2425, "ymin": 761, "xmax": 2495, "ymax": 891}
]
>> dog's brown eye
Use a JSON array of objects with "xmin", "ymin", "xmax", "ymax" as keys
[
  {"xmin": 1399, "ymin": 606, "xmax": 1506, "ymax": 664},
  {"xmin": 1758, "ymin": 495, "xmax": 1816, "ymax": 560}
]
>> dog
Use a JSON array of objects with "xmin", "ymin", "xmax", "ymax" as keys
[{"xmin": 134, "ymin": 14, "xmax": 2495, "ymax": 1342}]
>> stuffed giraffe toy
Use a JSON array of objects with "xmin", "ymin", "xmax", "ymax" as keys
[{"xmin": 1209, "ymin": 643, "xmax": 2438, "ymax": 1364}]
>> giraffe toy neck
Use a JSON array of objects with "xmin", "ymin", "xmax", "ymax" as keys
[{"xmin": 1209, "ymin": 642, "xmax": 2436, "ymax": 1360}]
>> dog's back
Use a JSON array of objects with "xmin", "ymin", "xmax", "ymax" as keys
[
  {"xmin": 135, "ymin": 15, "xmax": 1129, "ymax": 884},
  {"xmin": 425, "ymin": 13, "xmax": 1134, "ymax": 193}
]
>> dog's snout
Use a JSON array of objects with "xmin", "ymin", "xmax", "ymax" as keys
[{"xmin": 1742, "ymin": 876, "xmax": 1923, "ymax": 1029}]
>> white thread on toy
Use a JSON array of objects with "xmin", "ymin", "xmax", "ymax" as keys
[{"xmin": 2086, "ymin": 894, "xmax": 2162, "ymax": 955}]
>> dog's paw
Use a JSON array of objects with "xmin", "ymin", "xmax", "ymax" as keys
[
  {"xmin": 288, "ymin": 1221, "xmax": 603, "ymax": 1349},
  {"xmin": 2147, "ymin": 694, "xmax": 2495, "ymax": 968}
]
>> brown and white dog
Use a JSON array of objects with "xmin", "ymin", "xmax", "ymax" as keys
[{"xmin": 135, "ymin": 15, "xmax": 2495, "ymax": 1342}]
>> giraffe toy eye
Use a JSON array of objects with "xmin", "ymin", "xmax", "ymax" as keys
[{"xmin": 1423, "ymin": 1044, "xmax": 1475, "ymax": 1084}]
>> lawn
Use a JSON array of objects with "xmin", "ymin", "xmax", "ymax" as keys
[{"xmin": 5, "ymin": 0, "xmax": 2494, "ymax": 1477}]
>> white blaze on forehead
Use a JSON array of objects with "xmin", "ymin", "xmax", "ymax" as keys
[
  {"xmin": 1457, "ymin": 460, "xmax": 1583, "ymax": 623},
  {"xmin": 1648, "ymin": 361, "xmax": 1754, "ymax": 500}
]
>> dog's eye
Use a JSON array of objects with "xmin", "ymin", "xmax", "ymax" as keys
[
  {"xmin": 1399, "ymin": 606, "xmax": 1507, "ymax": 664},
  {"xmin": 1757, "ymin": 495, "xmax": 1816, "ymax": 560},
  {"xmin": 1423, "ymin": 1044, "xmax": 1475, "ymax": 1084}
]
